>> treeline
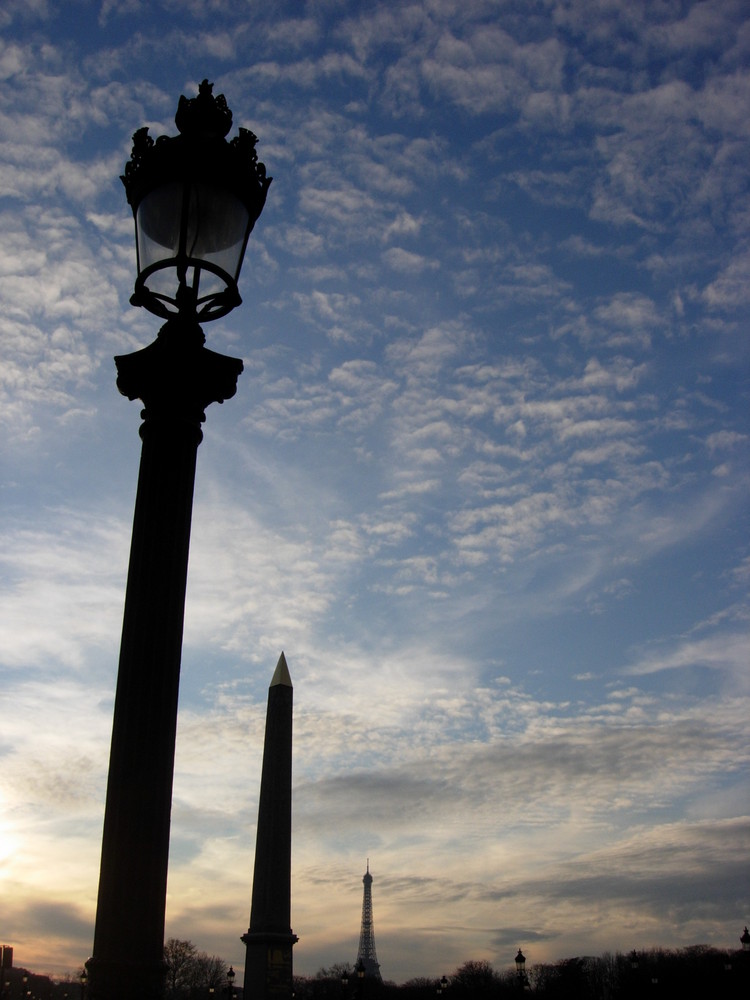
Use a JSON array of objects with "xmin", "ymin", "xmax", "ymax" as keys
[
  {"xmin": 0, "ymin": 941, "xmax": 228, "ymax": 1000},
  {"xmin": 163, "ymin": 938, "xmax": 228, "ymax": 997},
  {"xmin": 5, "ymin": 941, "xmax": 748, "ymax": 999},
  {"xmin": 295, "ymin": 947, "xmax": 749, "ymax": 1000}
]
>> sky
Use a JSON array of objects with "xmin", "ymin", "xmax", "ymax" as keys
[{"xmin": 0, "ymin": 0, "xmax": 748, "ymax": 986}]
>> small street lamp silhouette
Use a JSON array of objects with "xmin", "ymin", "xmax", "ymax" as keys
[
  {"xmin": 515, "ymin": 950, "xmax": 526, "ymax": 990},
  {"xmin": 226, "ymin": 966, "xmax": 236, "ymax": 999},
  {"xmin": 355, "ymin": 958, "xmax": 365, "ymax": 1000}
]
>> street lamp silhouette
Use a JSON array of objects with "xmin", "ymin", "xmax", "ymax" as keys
[
  {"xmin": 515, "ymin": 949, "xmax": 526, "ymax": 989},
  {"xmin": 86, "ymin": 80, "xmax": 271, "ymax": 1000},
  {"xmin": 226, "ymin": 966, "xmax": 236, "ymax": 999},
  {"xmin": 355, "ymin": 958, "xmax": 365, "ymax": 1000}
]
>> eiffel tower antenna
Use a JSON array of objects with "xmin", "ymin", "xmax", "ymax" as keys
[{"xmin": 355, "ymin": 859, "xmax": 382, "ymax": 980}]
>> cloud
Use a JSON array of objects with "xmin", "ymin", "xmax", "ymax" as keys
[
  {"xmin": 703, "ymin": 247, "xmax": 750, "ymax": 309},
  {"xmin": 0, "ymin": 510, "xmax": 129, "ymax": 669},
  {"xmin": 382, "ymin": 247, "xmax": 440, "ymax": 274},
  {"xmin": 626, "ymin": 631, "xmax": 749, "ymax": 685},
  {"xmin": 705, "ymin": 429, "xmax": 748, "ymax": 453}
]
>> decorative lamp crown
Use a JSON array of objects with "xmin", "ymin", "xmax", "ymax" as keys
[{"xmin": 121, "ymin": 79, "xmax": 272, "ymax": 322}]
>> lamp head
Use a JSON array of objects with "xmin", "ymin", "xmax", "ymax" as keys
[{"xmin": 121, "ymin": 80, "xmax": 272, "ymax": 322}]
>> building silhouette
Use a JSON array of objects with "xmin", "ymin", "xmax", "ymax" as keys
[{"xmin": 355, "ymin": 860, "xmax": 382, "ymax": 980}]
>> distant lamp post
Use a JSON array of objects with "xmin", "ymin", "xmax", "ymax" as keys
[
  {"xmin": 355, "ymin": 958, "xmax": 365, "ymax": 999},
  {"xmin": 341, "ymin": 971, "xmax": 350, "ymax": 995},
  {"xmin": 227, "ymin": 966, "xmax": 236, "ymax": 999},
  {"xmin": 629, "ymin": 950, "xmax": 639, "ymax": 970},
  {"xmin": 437, "ymin": 974, "xmax": 448, "ymax": 994},
  {"xmin": 79, "ymin": 970, "xmax": 88, "ymax": 1000},
  {"xmin": 741, "ymin": 927, "xmax": 750, "ymax": 951},
  {"xmin": 86, "ymin": 80, "xmax": 271, "ymax": 1000},
  {"xmin": 515, "ymin": 949, "xmax": 526, "ymax": 990}
]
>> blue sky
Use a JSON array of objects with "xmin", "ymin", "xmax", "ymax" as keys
[{"xmin": 1, "ymin": 0, "xmax": 748, "ymax": 985}]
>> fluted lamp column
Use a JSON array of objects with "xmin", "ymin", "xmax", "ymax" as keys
[{"xmin": 87, "ymin": 80, "xmax": 271, "ymax": 1000}]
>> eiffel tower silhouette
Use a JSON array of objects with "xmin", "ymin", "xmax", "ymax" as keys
[{"xmin": 355, "ymin": 860, "xmax": 382, "ymax": 980}]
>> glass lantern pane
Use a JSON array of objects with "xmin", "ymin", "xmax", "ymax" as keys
[
  {"xmin": 193, "ymin": 267, "xmax": 224, "ymax": 299},
  {"xmin": 134, "ymin": 179, "xmax": 253, "ymax": 316},
  {"xmin": 185, "ymin": 182, "xmax": 251, "ymax": 279},
  {"xmin": 136, "ymin": 181, "xmax": 183, "ymax": 271}
]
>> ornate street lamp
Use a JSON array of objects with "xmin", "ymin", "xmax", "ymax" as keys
[
  {"xmin": 86, "ymin": 81, "xmax": 270, "ymax": 1000},
  {"xmin": 122, "ymin": 79, "xmax": 270, "ymax": 323},
  {"xmin": 741, "ymin": 927, "xmax": 750, "ymax": 951},
  {"xmin": 226, "ymin": 966, "xmax": 236, "ymax": 999}
]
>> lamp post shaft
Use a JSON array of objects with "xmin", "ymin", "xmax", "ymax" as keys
[{"xmin": 88, "ymin": 324, "xmax": 243, "ymax": 1000}]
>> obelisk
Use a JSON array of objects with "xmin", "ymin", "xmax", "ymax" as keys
[{"xmin": 242, "ymin": 652, "xmax": 298, "ymax": 999}]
